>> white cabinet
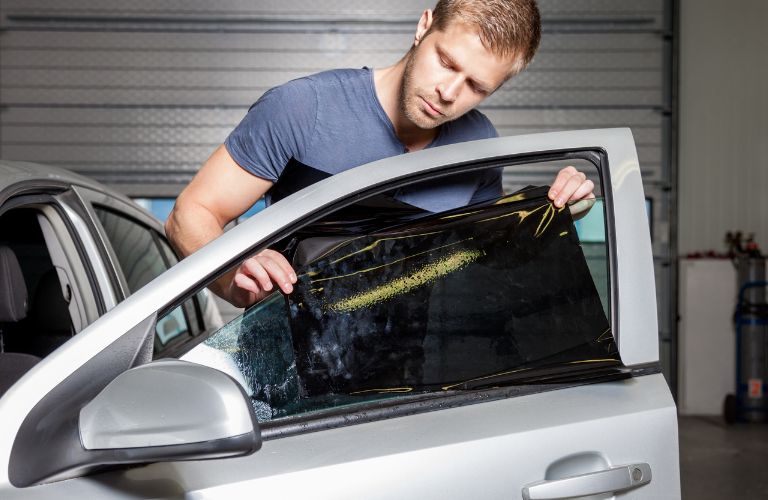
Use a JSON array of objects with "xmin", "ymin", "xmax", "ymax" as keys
[{"xmin": 678, "ymin": 259, "xmax": 736, "ymax": 415}]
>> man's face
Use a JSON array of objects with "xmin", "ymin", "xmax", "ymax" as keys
[{"xmin": 400, "ymin": 20, "xmax": 517, "ymax": 130}]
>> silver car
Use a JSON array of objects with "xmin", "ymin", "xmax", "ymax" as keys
[{"xmin": 0, "ymin": 129, "xmax": 680, "ymax": 499}]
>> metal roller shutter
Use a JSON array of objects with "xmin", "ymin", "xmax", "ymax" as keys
[{"xmin": 0, "ymin": 0, "xmax": 677, "ymax": 391}]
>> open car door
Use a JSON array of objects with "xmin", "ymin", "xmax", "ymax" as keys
[{"xmin": 0, "ymin": 129, "xmax": 680, "ymax": 499}]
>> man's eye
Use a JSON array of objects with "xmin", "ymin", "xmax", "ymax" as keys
[{"xmin": 470, "ymin": 83, "xmax": 488, "ymax": 95}]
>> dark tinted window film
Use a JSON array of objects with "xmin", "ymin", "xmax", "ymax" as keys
[
  {"xmin": 288, "ymin": 186, "xmax": 615, "ymax": 395},
  {"xmin": 202, "ymin": 160, "xmax": 617, "ymax": 422}
]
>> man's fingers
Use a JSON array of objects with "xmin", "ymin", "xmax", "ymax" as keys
[
  {"xmin": 572, "ymin": 179, "xmax": 595, "ymax": 202},
  {"xmin": 241, "ymin": 257, "xmax": 274, "ymax": 292},
  {"xmin": 233, "ymin": 271, "xmax": 263, "ymax": 295},
  {"xmin": 548, "ymin": 165, "xmax": 578, "ymax": 200},
  {"xmin": 256, "ymin": 253, "xmax": 294, "ymax": 294},
  {"xmin": 549, "ymin": 166, "xmax": 596, "ymax": 208},
  {"xmin": 553, "ymin": 171, "xmax": 586, "ymax": 208},
  {"xmin": 259, "ymin": 249, "xmax": 297, "ymax": 283},
  {"xmin": 236, "ymin": 250, "xmax": 297, "ymax": 295}
]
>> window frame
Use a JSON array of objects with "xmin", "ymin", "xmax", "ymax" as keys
[
  {"xmin": 75, "ymin": 189, "xmax": 207, "ymax": 356},
  {"xmin": 183, "ymin": 148, "xmax": 628, "ymax": 436},
  {"xmin": 92, "ymin": 205, "xmax": 205, "ymax": 353}
]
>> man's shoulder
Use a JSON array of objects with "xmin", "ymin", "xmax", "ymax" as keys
[
  {"xmin": 275, "ymin": 68, "xmax": 368, "ymax": 94},
  {"xmin": 455, "ymin": 109, "xmax": 496, "ymax": 136},
  {"xmin": 304, "ymin": 67, "xmax": 369, "ymax": 84},
  {"xmin": 259, "ymin": 68, "xmax": 368, "ymax": 110},
  {"xmin": 440, "ymin": 109, "xmax": 498, "ymax": 145}
]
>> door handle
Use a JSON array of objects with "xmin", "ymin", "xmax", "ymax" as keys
[{"xmin": 522, "ymin": 462, "xmax": 652, "ymax": 500}]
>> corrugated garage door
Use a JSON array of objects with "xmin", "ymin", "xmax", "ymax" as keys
[{"xmin": 0, "ymin": 0, "xmax": 677, "ymax": 389}]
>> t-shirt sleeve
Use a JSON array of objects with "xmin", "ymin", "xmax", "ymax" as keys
[
  {"xmin": 484, "ymin": 115, "xmax": 500, "ymax": 139},
  {"xmin": 224, "ymin": 78, "xmax": 318, "ymax": 182}
]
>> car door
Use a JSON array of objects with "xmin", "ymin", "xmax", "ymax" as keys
[
  {"xmin": 72, "ymin": 186, "xmax": 224, "ymax": 357},
  {"xmin": 0, "ymin": 129, "xmax": 680, "ymax": 499},
  {"xmin": 0, "ymin": 183, "xmax": 116, "ymax": 356}
]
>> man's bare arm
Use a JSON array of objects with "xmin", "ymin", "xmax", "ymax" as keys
[{"xmin": 165, "ymin": 145, "xmax": 296, "ymax": 307}]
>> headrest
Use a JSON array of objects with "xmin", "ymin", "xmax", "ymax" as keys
[{"xmin": 0, "ymin": 245, "xmax": 28, "ymax": 322}]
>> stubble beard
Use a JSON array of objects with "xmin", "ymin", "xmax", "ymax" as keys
[{"xmin": 399, "ymin": 50, "xmax": 451, "ymax": 130}]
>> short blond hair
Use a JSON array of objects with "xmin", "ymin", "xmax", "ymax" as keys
[{"xmin": 429, "ymin": 0, "xmax": 541, "ymax": 75}]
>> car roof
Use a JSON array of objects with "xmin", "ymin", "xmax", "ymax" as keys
[
  {"xmin": 0, "ymin": 159, "xmax": 162, "ymax": 224},
  {"xmin": 0, "ymin": 159, "xmax": 120, "ymax": 195}
]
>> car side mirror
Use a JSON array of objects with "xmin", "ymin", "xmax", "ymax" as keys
[{"xmin": 79, "ymin": 359, "xmax": 260, "ymax": 462}]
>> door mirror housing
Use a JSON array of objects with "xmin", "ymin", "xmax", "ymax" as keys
[
  {"xmin": 80, "ymin": 359, "xmax": 260, "ymax": 452},
  {"xmin": 10, "ymin": 359, "xmax": 261, "ymax": 487}
]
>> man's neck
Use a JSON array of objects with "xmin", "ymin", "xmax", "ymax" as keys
[{"xmin": 373, "ymin": 62, "xmax": 438, "ymax": 152}]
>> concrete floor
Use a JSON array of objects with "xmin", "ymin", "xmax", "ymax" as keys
[{"xmin": 680, "ymin": 416, "xmax": 768, "ymax": 499}]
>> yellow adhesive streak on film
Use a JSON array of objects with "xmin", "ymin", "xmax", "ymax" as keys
[
  {"xmin": 440, "ymin": 210, "xmax": 482, "ymax": 220},
  {"xmin": 328, "ymin": 249, "xmax": 485, "ymax": 313},
  {"xmin": 517, "ymin": 203, "xmax": 547, "ymax": 222},
  {"xmin": 560, "ymin": 231, "xmax": 569, "ymax": 237},
  {"xmin": 596, "ymin": 328, "xmax": 613, "ymax": 342},
  {"xmin": 441, "ymin": 357, "xmax": 619, "ymax": 391},
  {"xmin": 441, "ymin": 367, "xmax": 531, "ymax": 391},
  {"xmin": 534, "ymin": 204, "xmax": 564, "ymax": 238},
  {"xmin": 472, "ymin": 203, "xmax": 548, "ymax": 226},
  {"xmin": 312, "ymin": 237, "xmax": 366, "ymax": 263},
  {"xmin": 475, "ymin": 210, "xmax": 525, "ymax": 224},
  {"xmin": 493, "ymin": 193, "xmax": 529, "ymax": 205},
  {"xmin": 534, "ymin": 204, "xmax": 553, "ymax": 237},
  {"xmin": 349, "ymin": 387, "xmax": 414, "ymax": 395},
  {"xmin": 310, "ymin": 238, "xmax": 474, "ymax": 285},
  {"xmin": 567, "ymin": 359, "xmax": 619, "ymax": 365},
  {"xmin": 431, "ymin": 201, "xmax": 551, "ymax": 227},
  {"xmin": 329, "ymin": 231, "xmax": 444, "ymax": 266}
]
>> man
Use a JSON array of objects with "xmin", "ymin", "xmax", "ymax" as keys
[{"xmin": 166, "ymin": 0, "xmax": 594, "ymax": 307}]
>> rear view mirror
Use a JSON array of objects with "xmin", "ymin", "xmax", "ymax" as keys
[{"xmin": 79, "ymin": 359, "xmax": 261, "ymax": 456}]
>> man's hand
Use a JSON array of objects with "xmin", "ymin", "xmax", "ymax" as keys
[
  {"xmin": 166, "ymin": 144, "xmax": 286, "ymax": 308},
  {"xmin": 548, "ymin": 166, "xmax": 595, "ymax": 208},
  {"xmin": 224, "ymin": 249, "xmax": 298, "ymax": 308}
]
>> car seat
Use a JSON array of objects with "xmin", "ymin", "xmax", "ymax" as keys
[
  {"xmin": 0, "ymin": 245, "xmax": 42, "ymax": 397},
  {"xmin": 27, "ymin": 268, "xmax": 75, "ymax": 356}
]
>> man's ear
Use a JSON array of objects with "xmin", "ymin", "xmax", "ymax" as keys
[{"xmin": 414, "ymin": 9, "xmax": 433, "ymax": 46}]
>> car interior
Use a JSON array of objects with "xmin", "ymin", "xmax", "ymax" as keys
[{"xmin": 0, "ymin": 208, "xmax": 76, "ymax": 396}]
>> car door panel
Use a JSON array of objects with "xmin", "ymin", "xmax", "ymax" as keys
[{"xmin": 2, "ymin": 374, "xmax": 676, "ymax": 499}]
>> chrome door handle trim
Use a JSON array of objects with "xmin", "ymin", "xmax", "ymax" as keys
[{"xmin": 522, "ymin": 462, "xmax": 652, "ymax": 500}]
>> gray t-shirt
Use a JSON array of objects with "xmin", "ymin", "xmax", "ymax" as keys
[{"xmin": 225, "ymin": 68, "xmax": 502, "ymax": 212}]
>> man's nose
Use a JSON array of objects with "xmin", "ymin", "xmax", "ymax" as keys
[{"xmin": 437, "ymin": 75, "xmax": 463, "ymax": 102}]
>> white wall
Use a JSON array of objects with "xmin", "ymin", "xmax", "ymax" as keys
[{"xmin": 679, "ymin": 0, "xmax": 768, "ymax": 254}]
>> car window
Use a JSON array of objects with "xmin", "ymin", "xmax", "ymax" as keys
[
  {"xmin": 93, "ymin": 207, "xmax": 197, "ymax": 352},
  {"xmin": 197, "ymin": 158, "xmax": 617, "ymax": 423}
]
